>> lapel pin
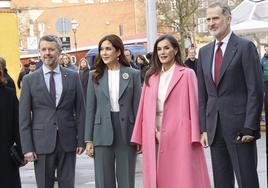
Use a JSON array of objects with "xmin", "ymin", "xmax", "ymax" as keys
[{"xmin": 122, "ymin": 73, "xmax": 129, "ymax": 80}]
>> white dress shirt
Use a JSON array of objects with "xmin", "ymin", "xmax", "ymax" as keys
[
  {"xmin": 156, "ymin": 63, "xmax": 176, "ymax": 130},
  {"xmin": 42, "ymin": 64, "xmax": 63, "ymax": 106},
  {"xmin": 211, "ymin": 31, "xmax": 232, "ymax": 80},
  {"xmin": 108, "ymin": 69, "xmax": 120, "ymax": 112}
]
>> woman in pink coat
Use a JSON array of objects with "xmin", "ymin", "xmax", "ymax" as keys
[{"xmin": 131, "ymin": 34, "xmax": 211, "ymax": 188}]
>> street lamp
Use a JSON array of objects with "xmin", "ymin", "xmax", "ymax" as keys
[{"xmin": 71, "ymin": 19, "xmax": 79, "ymax": 62}]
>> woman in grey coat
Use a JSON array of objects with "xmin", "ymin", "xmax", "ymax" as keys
[{"xmin": 84, "ymin": 34, "xmax": 141, "ymax": 188}]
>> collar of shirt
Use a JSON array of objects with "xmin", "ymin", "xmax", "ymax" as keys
[
  {"xmin": 42, "ymin": 64, "xmax": 61, "ymax": 75},
  {"xmin": 215, "ymin": 31, "xmax": 232, "ymax": 56},
  {"xmin": 161, "ymin": 63, "xmax": 176, "ymax": 74}
]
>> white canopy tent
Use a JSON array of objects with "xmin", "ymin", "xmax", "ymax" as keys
[
  {"xmin": 231, "ymin": 0, "xmax": 268, "ymax": 53},
  {"xmin": 231, "ymin": 0, "xmax": 268, "ymax": 32}
]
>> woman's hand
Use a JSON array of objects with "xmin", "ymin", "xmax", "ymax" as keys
[
  {"xmin": 137, "ymin": 145, "xmax": 142, "ymax": 154},
  {"xmin": 155, "ymin": 129, "xmax": 160, "ymax": 143},
  {"xmin": 85, "ymin": 142, "xmax": 94, "ymax": 158}
]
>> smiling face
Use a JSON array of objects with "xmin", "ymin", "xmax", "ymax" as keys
[
  {"xmin": 157, "ymin": 39, "xmax": 178, "ymax": 69},
  {"xmin": 206, "ymin": 6, "xmax": 231, "ymax": 41},
  {"xmin": 100, "ymin": 40, "xmax": 120, "ymax": 66},
  {"xmin": 39, "ymin": 40, "xmax": 61, "ymax": 70}
]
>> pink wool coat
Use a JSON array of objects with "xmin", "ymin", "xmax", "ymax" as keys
[{"xmin": 131, "ymin": 65, "xmax": 211, "ymax": 188}]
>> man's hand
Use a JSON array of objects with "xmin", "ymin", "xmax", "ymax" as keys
[
  {"xmin": 24, "ymin": 152, "xmax": 38, "ymax": 162},
  {"xmin": 200, "ymin": 132, "xmax": 209, "ymax": 148},
  {"xmin": 85, "ymin": 142, "xmax": 94, "ymax": 158},
  {"xmin": 76, "ymin": 147, "xmax": 85, "ymax": 155},
  {"xmin": 237, "ymin": 135, "xmax": 255, "ymax": 143}
]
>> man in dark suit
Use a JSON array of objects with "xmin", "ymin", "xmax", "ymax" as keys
[
  {"xmin": 197, "ymin": 2, "xmax": 263, "ymax": 188},
  {"xmin": 19, "ymin": 35, "xmax": 85, "ymax": 188}
]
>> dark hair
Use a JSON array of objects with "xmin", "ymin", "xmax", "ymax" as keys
[
  {"xmin": 208, "ymin": 2, "xmax": 231, "ymax": 16},
  {"xmin": 39, "ymin": 35, "xmax": 62, "ymax": 52},
  {"xmin": 0, "ymin": 57, "xmax": 6, "ymax": 70},
  {"xmin": 92, "ymin": 34, "xmax": 129, "ymax": 84},
  {"xmin": 0, "ymin": 64, "xmax": 7, "ymax": 86},
  {"xmin": 29, "ymin": 61, "xmax": 36, "ymax": 66},
  {"xmin": 124, "ymin": 48, "xmax": 132, "ymax": 56},
  {"xmin": 144, "ymin": 34, "xmax": 184, "ymax": 86},
  {"xmin": 136, "ymin": 55, "xmax": 147, "ymax": 64}
]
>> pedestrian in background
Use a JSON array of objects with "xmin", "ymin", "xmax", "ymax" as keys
[
  {"xmin": 198, "ymin": 2, "xmax": 263, "ymax": 188},
  {"xmin": 60, "ymin": 53, "xmax": 77, "ymax": 71},
  {"xmin": 85, "ymin": 34, "xmax": 141, "ymax": 188},
  {"xmin": 131, "ymin": 34, "xmax": 211, "ymax": 188},
  {"xmin": 0, "ymin": 57, "xmax": 16, "ymax": 90},
  {"xmin": 19, "ymin": 35, "xmax": 85, "ymax": 188},
  {"xmin": 0, "ymin": 65, "xmax": 23, "ymax": 188},
  {"xmin": 124, "ymin": 48, "xmax": 139, "ymax": 69},
  {"xmin": 135, "ymin": 54, "xmax": 150, "ymax": 85},
  {"xmin": 261, "ymin": 44, "xmax": 268, "ymax": 184},
  {"xmin": 78, "ymin": 57, "xmax": 90, "ymax": 101},
  {"xmin": 184, "ymin": 47, "xmax": 198, "ymax": 74},
  {"xmin": 17, "ymin": 63, "xmax": 29, "ymax": 89}
]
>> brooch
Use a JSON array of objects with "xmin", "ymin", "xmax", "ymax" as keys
[{"xmin": 122, "ymin": 73, "xmax": 129, "ymax": 80}]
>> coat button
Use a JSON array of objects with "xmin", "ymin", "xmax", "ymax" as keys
[
  {"xmin": 53, "ymin": 122, "xmax": 57, "ymax": 125},
  {"xmin": 121, "ymin": 118, "xmax": 125, "ymax": 121},
  {"xmin": 120, "ymin": 104, "xmax": 124, "ymax": 107}
]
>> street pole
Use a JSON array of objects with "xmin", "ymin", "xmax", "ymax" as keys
[
  {"xmin": 145, "ymin": 0, "xmax": 157, "ymax": 52},
  {"xmin": 73, "ymin": 29, "xmax": 77, "ymax": 61},
  {"xmin": 71, "ymin": 19, "xmax": 79, "ymax": 64}
]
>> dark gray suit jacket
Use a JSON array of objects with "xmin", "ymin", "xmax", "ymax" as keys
[
  {"xmin": 197, "ymin": 33, "xmax": 263, "ymax": 145},
  {"xmin": 84, "ymin": 65, "xmax": 141, "ymax": 145},
  {"xmin": 19, "ymin": 67, "xmax": 85, "ymax": 154}
]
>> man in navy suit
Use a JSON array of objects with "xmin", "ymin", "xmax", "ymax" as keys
[{"xmin": 197, "ymin": 2, "xmax": 263, "ymax": 188}]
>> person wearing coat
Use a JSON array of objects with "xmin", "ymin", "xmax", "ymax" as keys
[
  {"xmin": 131, "ymin": 34, "xmax": 211, "ymax": 188},
  {"xmin": 84, "ymin": 34, "xmax": 141, "ymax": 188},
  {"xmin": 78, "ymin": 57, "xmax": 90, "ymax": 101},
  {"xmin": 0, "ymin": 65, "xmax": 23, "ymax": 188}
]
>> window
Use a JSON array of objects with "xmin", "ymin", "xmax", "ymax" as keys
[
  {"xmin": 228, "ymin": 0, "xmax": 236, "ymax": 6},
  {"xmin": 51, "ymin": 0, "xmax": 63, "ymax": 3},
  {"xmin": 172, "ymin": 19, "xmax": 180, "ymax": 32},
  {"xmin": 170, "ymin": 0, "xmax": 177, "ymax": 11},
  {"xmin": 199, "ymin": 0, "xmax": 208, "ymax": 8},
  {"xmin": 68, "ymin": 0, "xmax": 79, "ymax": 3},
  {"xmin": 197, "ymin": 18, "xmax": 208, "ymax": 33},
  {"xmin": 99, "ymin": 0, "xmax": 109, "ymax": 3}
]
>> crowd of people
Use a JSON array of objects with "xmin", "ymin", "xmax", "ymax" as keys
[{"xmin": 0, "ymin": 2, "xmax": 267, "ymax": 188}]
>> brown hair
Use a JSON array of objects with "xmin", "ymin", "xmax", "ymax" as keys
[
  {"xmin": 0, "ymin": 64, "xmax": 7, "ymax": 86},
  {"xmin": 144, "ymin": 34, "xmax": 184, "ymax": 86},
  {"xmin": 79, "ymin": 57, "xmax": 89, "ymax": 70},
  {"xmin": 136, "ymin": 55, "xmax": 147, "ymax": 64},
  {"xmin": 92, "ymin": 34, "xmax": 129, "ymax": 84}
]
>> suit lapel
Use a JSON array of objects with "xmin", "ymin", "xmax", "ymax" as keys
[
  {"xmin": 218, "ymin": 33, "xmax": 238, "ymax": 84},
  {"xmin": 205, "ymin": 42, "xmax": 217, "ymax": 89},
  {"xmin": 99, "ymin": 68, "xmax": 110, "ymax": 99},
  {"xmin": 57, "ymin": 68, "xmax": 69, "ymax": 106},
  {"xmin": 164, "ymin": 65, "xmax": 184, "ymax": 102},
  {"xmin": 119, "ymin": 66, "xmax": 130, "ymax": 99}
]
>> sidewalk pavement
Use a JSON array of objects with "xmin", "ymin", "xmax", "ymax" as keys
[{"xmin": 20, "ymin": 132, "xmax": 267, "ymax": 188}]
